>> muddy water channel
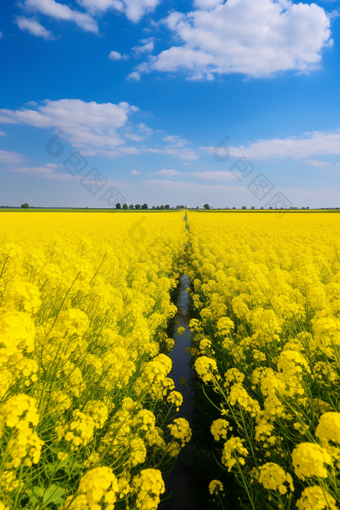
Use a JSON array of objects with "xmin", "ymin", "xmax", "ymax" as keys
[{"xmin": 160, "ymin": 274, "xmax": 196, "ymax": 510}]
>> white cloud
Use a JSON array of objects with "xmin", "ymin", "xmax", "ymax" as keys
[
  {"xmin": 136, "ymin": 0, "xmax": 332, "ymax": 79},
  {"xmin": 138, "ymin": 123, "xmax": 153, "ymax": 136},
  {"xmin": 0, "ymin": 99, "xmax": 139, "ymax": 156},
  {"xmin": 142, "ymin": 147, "xmax": 198, "ymax": 160},
  {"xmin": 141, "ymin": 134, "xmax": 198, "ymax": 160},
  {"xmin": 162, "ymin": 135, "xmax": 188, "ymax": 147},
  {"xmin": 119, "ymin": 146, "xmax": 140, "ymax": 154},
  {"xmin": 228, "ymin": 130, "xmax": 340, "ymax": 159},
  {"xmin": 124, "ymin": 122, "xmax": 154, "ymax": 141},
  {"xmin": 23, "ymin": 0, "xmax": 98, "ymax": 33},
  {"xmin": 127, "ymin": 71, "xmax": 141, "ymax": 80},
  {"xmin": 131, "ymin": 170, "xmax": 140, "ymax": 174},
  {"xmin": 0, "ymin": 131, "xmax": 7, "ymax": 136},
  {"xmin": 125, "ymin": 133, "xmax": 146, "ymax": 141},
  {"xmin": 0, "ymin": 100, "xmax": 197, "ymax": 162},
  {"xmin": 0, "ymin": 150, "xmax": 25, "ymax": 164},
  {"xmin": 109, "ymin": 50, "xmax": 128, "ymax": 60},
  {"xmin": 305, "ymin": 160, "xmax": 332, "ymax": 167},
  {"xmin": 133, "ymin": 37, "xmax": 154, "ymax": 54},
  {"xmin": 191, "ymin": 170, "xmax": 239, "ymax": 180},
  {"xmin": 77, "ymin": 0, "xmax": 159, "ymax": 22},
  {"xmin": 3, "ymin": 163, "xmax": 74, "ymax": 180},
  {"xmin": 150, "ymin": 169, "xmax": 185, "ymax": 176},
  {"xmin": 15, "ymin": 16, "xmax": 55, "ymax": 39},
  {"xmin": 0, "ymin": 31, "xmax": 2, "ymax": 38}
]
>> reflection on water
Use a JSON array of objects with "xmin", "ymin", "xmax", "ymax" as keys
[
  {"xmin": 160, "ymin": 273, "xmax": 195, "ymax": 510},
  {"xmin": 169, "ymin": 274, "xmax": 193, "ymax": 419}
]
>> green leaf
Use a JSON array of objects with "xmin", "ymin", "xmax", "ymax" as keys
[
  {"xmin": 29, "ymin": 487, "xmax": 45, "ymax": 506},
  {"xmin": 29, "ymin": 485, "xmax": 65, "ymax": 507},
  {"xmin": 42, "ymin": 484, "xmax": 65, "ymax": 506}
]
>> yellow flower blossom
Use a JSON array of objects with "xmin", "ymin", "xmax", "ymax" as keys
[
  {"xmin": 208, "ymin": 480, "xmax": 224, "ymax": 495},
  {"xmin": 296, "ymin": 486, "xmax": 338, "ymax": 510},
  {"xmin": 292, "ymin": 443, "xmax": 333, "ymax": 480}
]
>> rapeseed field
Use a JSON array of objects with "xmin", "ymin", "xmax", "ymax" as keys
[
  {"xmin": 187, "ymin": 212, "xmax": 340, "ymax": 510},
  {"xmin": 1, "ymin": 210, "xmax": 340, "ymax": 510},
  {"xmin": 0, "ymin": 212, "xmax": 191, "ymax": 510}
]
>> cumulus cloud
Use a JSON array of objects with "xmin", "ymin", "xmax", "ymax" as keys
[
  {"xmin": 127, "ymin": 71, "xmax": 141, "ymax": 80},
  {"xmin": 0, "ymin": 100, "xmax": 197, "ymax": 162},
  {"xmin": 15, "ymin": 16, "xmax": 55, "ymax": 39},
  {"xmin": 125, "ymin": 133, "xmax": 146, "ymax": 141},
  {"xmin": 131, "ymin": 170, "xmax": 140, "ymax": 174},
  {"xmin": 109, "ymin": 50, "xmax": 128, "ymax": 60},
  {"xmin": 16, "ymin": 0, "xmax": 158, "ymax": 39},
  {"xmin": 226, "ymin": 130, "xmax": 340, "ymax": 160},
  {"xmin": 134, "ymin": 0, "xmax": 332, "ymax": 79},
  {"xmin": 138, "ymin": 123, "xmax": 153, "ymax": 136},
  {"xmin": 77, "ymin": 0, "xmax": 160, "ymax": 22},
  {"xmin": 0, "ymin": 131, "xmax": 7, "ymax": 136},
  {"xmin": 0, "ymin": 150, "xmax": 25, "ymax": 164},
  {"xmin": 150, "ymin": 169, "xmax": 185, "ymax": 176},
  {"xmin": 162, "ymin": 135, "xmax": 188, "ymax": 147},
  {"xmin": 124, "ymin": 122, "xmax": 154, "ymax": 141},
  {"xmin": 22, "ymin": 0, "xmax": 98, "ymax": 33},
  {"xmin": 133, "ymin": 37, "xmax": 154, "ymax": 54},
  {"xmin": 0, "ymin": 99, "xmax": 139, "ymax": 156}
]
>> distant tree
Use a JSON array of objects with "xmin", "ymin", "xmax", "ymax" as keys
[
  {"xmin": 129, "ymin": 204, "xmax": 134, "ymax": 209},
  {"xmin": 196, "ymin": 206, "xmax": 199, "ymax": 209},
  {"xmin": 165, "ymin": 204, "xmax": 170, "ymax": 209},
  {"xmin": 116, "ymin": 203, "xmax": 121, "ymax": 209},
  {"xmin": 251, "ymin": 206, "xmax": 255, "ymax": 209},
  {"xmin": 260, "ymin": 207, "xmax": 264, "ymax": 210},
  {"xmin": 123, "ymin": 203, "xmax": 128, "ymax": 209},
  {"xmin": 155, "ymin": 206, "xmax": 160, "ymax": 210},
  {"xmin": 269, "ymin": 206, "xmax": 273, "ymax": 210},
  {"xmin": 232, "ymin": 207, "xmax": 236, "ymax": 209},
  {"xmin": 135, "ymin": 204, "xmax": 141, "ymax": 209},
  {"xmin": 142, "ymin": 203, "xmax": 148, "ymax": 209},
  {"xmin": 204, "ymin": 204, "xmax": 210, "ymax": 210},
  {"xmin": 152, "ymin": 206, "xmax": 156, "ymax": 209},
  {"xmin": 241, "ymin": 206, "xmax": 247, "ymax": 209},
  {"xmin": 160, "ymin": 205, "xmax": 165, "ymax": 210},
  {"xmin": 21, "ymin": 203, "xmax": 29, "ymax": 208}
]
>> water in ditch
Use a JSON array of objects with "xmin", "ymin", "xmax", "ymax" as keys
[
  {"xmin": 160, "ymin": 273, "xmax": 196, "ymax": 510},
  {"xmin": 159, "ymin": 211, "xmax": 197, "ymax": 509}
]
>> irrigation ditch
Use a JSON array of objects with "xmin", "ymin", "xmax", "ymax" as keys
[{"xmin": 158, "ymin": 213, "xmax": 237, "ymax": 510}]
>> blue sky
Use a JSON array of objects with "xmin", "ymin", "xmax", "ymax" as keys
[{"xmin": 1, "ymin": 0, "xmax": 340, "ymax": 208}]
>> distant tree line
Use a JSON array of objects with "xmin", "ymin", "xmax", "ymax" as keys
[{"xmin": 115, "ymin": 203, "xmax": 171, "ymax": 210}]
